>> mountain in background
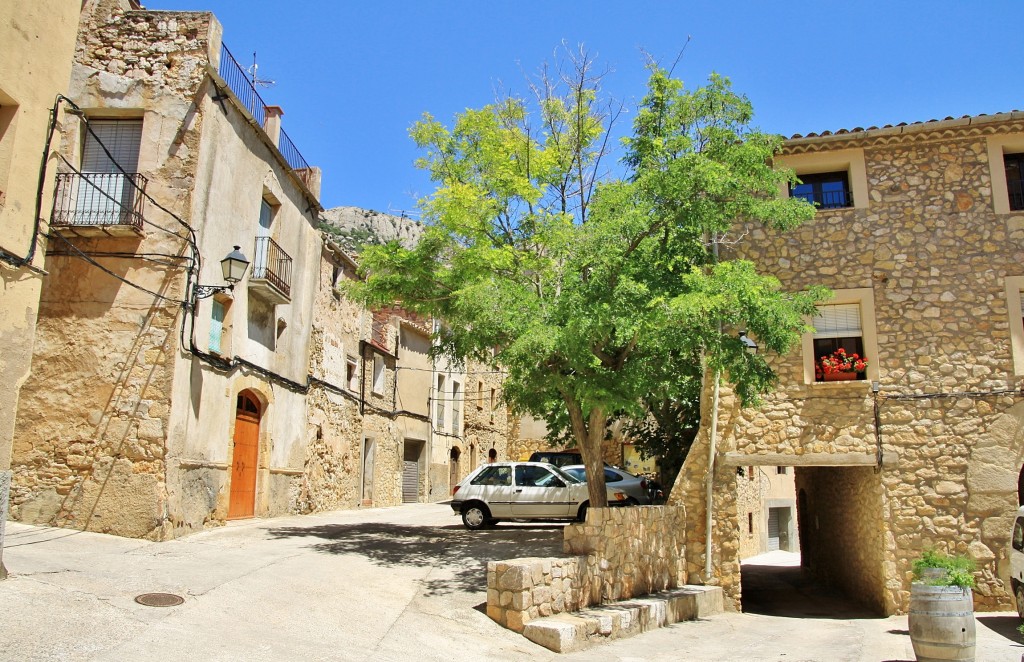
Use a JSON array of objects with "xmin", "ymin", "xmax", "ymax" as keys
[{"xmin": 318, "ymin": 206, "xmax": 424, "ymax": 254}]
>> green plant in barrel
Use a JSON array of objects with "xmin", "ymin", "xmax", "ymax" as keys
[{"xmin": 912, "ymin": 548, "xmax": 976, "ymax": 589}]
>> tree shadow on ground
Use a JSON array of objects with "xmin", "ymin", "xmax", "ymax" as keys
[
  {"xmin": 978, "ymin": 614, "xmax": 1024, "ymax": 645},
  {"xmin": 265, "ymin": 522, "xmax": 565, "ymax": 597},
  {"xmin": 741, "ymin": 561, "xmax": 885, "ymax": 620}
]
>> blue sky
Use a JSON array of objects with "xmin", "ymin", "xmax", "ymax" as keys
[{"xmin": 156, "ymin": 1, "xmax": 1024, "ymax": 215}]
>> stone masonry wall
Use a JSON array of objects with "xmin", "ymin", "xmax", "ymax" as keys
[
  {"xmin": 486, "ymin": 506, "xmax": 687, "ymax": 632},
  {"xmin": 10, "ymin": 1, "xmax": 213, "ymax": 539},
  {"xmin": 673, "ymin": 119, "xmax": 1024, "ymax": 614}
]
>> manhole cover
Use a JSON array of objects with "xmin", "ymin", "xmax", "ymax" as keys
[{"xmin": 134, "ymin": 592, "xmax": 184, "ymax": 607}]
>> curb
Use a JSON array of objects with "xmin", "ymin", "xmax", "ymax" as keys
[{"xmin": 522, "ymin": 585, "xmax": 724, "ymax": 653}]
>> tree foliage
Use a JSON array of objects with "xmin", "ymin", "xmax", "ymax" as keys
[{"xmin": 350, "ymin": 50, "xmax": 827, "ymax": 506}]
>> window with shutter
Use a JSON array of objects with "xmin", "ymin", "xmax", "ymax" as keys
[
  {"xmin": 209, "ymin": 299, "xmax": 225, "ymax": 354},
  {"xmin": 812, "ymin": 303, "xmax": 866, "ymax": 381},
  {"xmin": 78, "ymin": 120, "xmax": 142, "ymax": 224}
]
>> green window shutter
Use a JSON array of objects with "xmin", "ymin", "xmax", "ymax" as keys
[{"xmin": 209, "ymin": 300, "xmax": 225, "ymax": 353}]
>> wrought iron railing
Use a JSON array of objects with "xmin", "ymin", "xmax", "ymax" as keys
[
  {"xmin": 1009, "ymin": 178, "xmax": 1024, "ymax": 211},
  {"xmin": 792, "ymin": 188, "xmax": 852, "ymax": 210},
  {"xmin": 217, "ymin": 44, "xmax": 312, "ymax": 176},
  {"xmin": 251, "ymin": 236, "xmax": 292, "ymax": 297},
  {"xmin": 51, "ymin": 172, "xmax": 147, "ymax": 230}
]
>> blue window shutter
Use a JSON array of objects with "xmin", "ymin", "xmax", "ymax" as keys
[{"xmin": 209, "ymin": 300, "xmax": 225, "ymax": 353}]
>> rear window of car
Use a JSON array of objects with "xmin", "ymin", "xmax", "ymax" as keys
[
  {"xmin": 604, "ymin": 469, "xmax": 623, "ymax": 482},
  {"xmin": 470, "ymin": 465, "xmax": 512, "ymax": 487},
  {"xmin": 563, "ymin": 467, "xmax": 585, "ymax": 481},
  {"xmin": 1014, "ymin": 517, "xmax": 1024, "ymax": 552}
]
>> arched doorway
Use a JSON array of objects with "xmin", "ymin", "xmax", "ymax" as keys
[
  {"xmin": 228, "ymin": 390, "xmax": 261, "ymax": 519},
  {"xmin": 449, "ymin": 447, "xmax": 461, "ymax": 493}
]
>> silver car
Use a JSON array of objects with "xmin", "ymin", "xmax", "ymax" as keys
[
  {"xmin": 562, "ymin": 465, "xmax": 652, "ymax": 506},
  {"xmin": 450, "ymin": 461, "xmax": 630, "ymax": 530}
]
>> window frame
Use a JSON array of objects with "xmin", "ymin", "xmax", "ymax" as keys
[
  {"xmin": 789, "ymin": 171, "xmax": 853, "ymax": 209},
  {"xmin": 1006, "ymin": 276, "xmax": 1024, "ymax": 376},
  {"xmin": 776, "ymin": 148, "xmax": 868, "ymax": 212},
  {"xmin": 987, "ymin": 134, "xmax": 1024, "ymax": 214},
  {"xmin": 371, "ymin": 354, "xmax": 385, "ymax": 395},
  {"xmin": 802, "ymin": 288, "xmax": 879, "ymax": 385}
]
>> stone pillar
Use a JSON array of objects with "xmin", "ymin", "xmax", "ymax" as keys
[
  {"xmin": 263, "ymin": 105, "xmax": 283, "ymax": 146},
  {"xmin": 0, "ymin": 470, "xmax": 10, "ymax": 579}
]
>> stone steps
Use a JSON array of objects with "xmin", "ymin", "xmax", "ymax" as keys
[{"xmin": 521, "ymin": 585, "xmax": 724, "ymax": 653}]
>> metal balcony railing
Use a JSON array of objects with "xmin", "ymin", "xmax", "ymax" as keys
[
  {"xmin": 217, "ymin": 44, "xmax": 312, "ymax": 175},
  {"xmin": 1009, "ymin": 178, "xmax": 1024, "ymax": 211},
  {"xmin": 251, "ymin": 236, "xmax": 292, "ymax": 299},
  {"xmin": 792, "ymin": 188, "xmax": 852, "ymax": 210},
  {"xmin": 51, "ymin": 172, "xmax": 147, "ymax": 231}
]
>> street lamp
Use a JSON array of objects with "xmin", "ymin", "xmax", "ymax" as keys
[
  {"xmin": 195, "ymin": 246, "xmax": 250, "ymax": 300},
  {"xmin": 738, "ymin": 330, "xmax": 758, "ymax": 354}
]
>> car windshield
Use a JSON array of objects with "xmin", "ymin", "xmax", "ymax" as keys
[{"xmin": 553, "ymin": 466, "xmax": 583, "ymax": 483}]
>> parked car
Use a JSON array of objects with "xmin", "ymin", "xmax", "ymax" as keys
[
  {"xmin": 450, "ymin": 461, "xmax": 631, "ymax": 530},
  {"xmin": 1010, "ymin": 506, "xmax": 1024, "ymax": 618},
  {"xmin": 562, "ymin": 465, "xmax": 652, "ymax": 505},
  {"xmin": 528, "ymin": 450, "xmax": 583, "ymax": 467}
]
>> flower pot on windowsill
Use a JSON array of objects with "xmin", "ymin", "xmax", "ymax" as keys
[{"xmin": 822, "ymin": 371, "xmax": 858, "ymax": 382}]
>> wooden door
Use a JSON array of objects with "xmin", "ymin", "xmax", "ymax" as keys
[{"xmin": 228, "ymin": 393, "xmax": 261, "ymax": 519}]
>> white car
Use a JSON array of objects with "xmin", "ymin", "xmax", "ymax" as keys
[
  {"xmin": 450, "ymin": 461, "xmax": 629, "ymax": 530},
  {"xmin": 1011, "ymin": 506, "xmax": 1024, "ymax": 618}
]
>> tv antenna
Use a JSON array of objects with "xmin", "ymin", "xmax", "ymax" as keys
[
  {"xmin": 386, "ymin": 205, "xmax": 421, "ymax": 220},
  {"xmin": 248, "ymin": 52, "xmax": 276, "ymax": 89}
]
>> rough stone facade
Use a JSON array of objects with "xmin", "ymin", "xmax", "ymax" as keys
[
  {"xmin": 672, "ymin": 112, "xmax": 1024, "ymax": 614},
  {"xmin": 486, "ymin": 506, "xmax": 687, "ymax": 632},
  {"xmin": 485, "ymin": 506, "xmax": 688, "ymax": 635}
]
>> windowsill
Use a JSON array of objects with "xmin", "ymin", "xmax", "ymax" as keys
[{"xmin": 808, "ymin": 380, "xmax": 870, "ymax": 387}]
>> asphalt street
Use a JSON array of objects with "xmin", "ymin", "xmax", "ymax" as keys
[{"xmin": 1, "ymin": 502, "xmax": 1021, "ymax": 661}]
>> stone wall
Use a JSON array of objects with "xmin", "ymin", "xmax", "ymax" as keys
[
  {"xmin": 797, "ymin": 466, "xmax": 887, "ymax": 613},
  {"xmin": 486, "ymin": 506, "xmax": 687, "ymax": 632},
  {"xmin": 672, "ymin": 116, "xmax": 1024, "ymax": 614}
]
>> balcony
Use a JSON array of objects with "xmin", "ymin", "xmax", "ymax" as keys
[
  {"xmin": 249, "ymin": 236, "xmax": 292, "ymax": 304},
  {"xmin": 51, "ymin": 172, "xmax": 147, "ymax": 236}
]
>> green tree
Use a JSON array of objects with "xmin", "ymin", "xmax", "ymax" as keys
[{"xmin": 351, "ymin": 54, "xmax": 826, "ymax": 506}]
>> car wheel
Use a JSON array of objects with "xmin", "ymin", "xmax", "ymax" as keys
[
  {"xmin": 624, "ymin": 497, "xmax": 639, "ymax": 506},
  {"xmin": 462, "ymin": 504, "xmax": 490, "ymax": 530},
  {"xmin": 1016, "ymin": 583, "xmax": 1024, "ymax": 620},
  {"xmin": 576, "ymin": 502, "xmax": 589, "ymax": 522}
]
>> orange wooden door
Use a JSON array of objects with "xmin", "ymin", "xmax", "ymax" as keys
[{"xmin": 228, "ymin": 403, "xmax": 260, "ymax": 519}]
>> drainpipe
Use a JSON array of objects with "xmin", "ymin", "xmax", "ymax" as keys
[{"xmin": 705, "ymin": 363, "xmax": 721, "ymax": 581}]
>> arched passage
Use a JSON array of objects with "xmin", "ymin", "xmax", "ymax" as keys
[
  {"xmin": 449, "ymin": 446, "xmax": 461, "ymax": 493},
  {"xmin": 228, "ymin": 390, "xmax": 262, "ymax": 519}
]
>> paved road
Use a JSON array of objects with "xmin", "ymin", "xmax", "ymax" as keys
[{"xmin": 1, "ymin": 503, "xmax": 1022, "ymax": 661}]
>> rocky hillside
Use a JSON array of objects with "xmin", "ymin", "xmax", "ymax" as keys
[{"xmin": 318, "ymin": 206, "xmax": 423, "ymax": 254}]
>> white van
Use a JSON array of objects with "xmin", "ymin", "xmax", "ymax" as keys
[{"xmin": 1010, "ymin": 506, "xmax": 1024, "ymax": 619}]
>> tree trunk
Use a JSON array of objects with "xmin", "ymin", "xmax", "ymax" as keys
[{"xmin": 562, "ymin": 390, "xmax": 608, "ymax": 507}]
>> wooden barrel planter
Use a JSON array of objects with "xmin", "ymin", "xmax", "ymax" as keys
[{"xmin": 908, "ymin": 581, "xmax": 976, "ymax": 662}]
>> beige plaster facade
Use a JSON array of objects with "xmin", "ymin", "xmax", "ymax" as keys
[
  {"xmin": 11, "ymin": 0, "xmax": 323, "ymax": 540},
  {"xmin": 0, "ymin": 0, "xmax": 83, "ymax": 575},
  {"xmin": 672, "ymin": 111, "xmax": 1024, "ymax": 615}
]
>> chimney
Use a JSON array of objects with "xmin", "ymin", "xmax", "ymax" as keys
[{"xmin": 263, "ymin": 105, "xmax": 283, "ymax": 146}]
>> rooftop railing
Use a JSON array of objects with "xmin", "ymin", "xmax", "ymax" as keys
[{"xmin": 218, "ymin": 43, "xmax": 311, "ymax": 175}]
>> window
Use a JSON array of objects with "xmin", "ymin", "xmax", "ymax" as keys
[
  {"xmin": 777, "ymin": 466, "xmax": 787, "ymax": 475},
  {"xmin": 476, "ymin": 380, "xmax": 484, "ymax": 410},
  {"xmin": 987, "ymin": 135, "xmax": 1024, "ymax": 214},
  {"xmin": 78, "ymin": 119, "xmax": 143, "ymax": 225},
  {"xmin": 1014, "ymin": 518, "xmax": 1024, "ymax": 552},
  {"xmin": 748, "ymin": 466, "xmax": 755, "ymax": 482},
  {"xmin": 802, "ymin": 288, "xmax": 878, "ymax": 384},
  {"xmin": 371, "ymin": 354, "xmax": 385, "ymax": 395},
  {"xmin": 776, "ymin": 148, "xmax": 867, "ymax": 211},
  {"xmin": 748, "ymin": 513, "xmax": 754, "ymax": 534},
  {"xmin": 1006, "ymin": 276, "xmax": 1024, "ymax": 376},
  {"xmin": 489, "ymin": 387, "xmax": 496, "ymax": 424},
  {"xmin": 346, "ymin": 358, "xmax": 358, "ymax": 391},
  {"xmin": 604, "ymin": 468, "xmax": 623, "ymax": 483},
  {"xmin": 451, "ymin": 381, "xmax": 461, "ymax": 434},
  {"xmin": 1006, "ymin": 154, "xmax": 1024, "ymax": 211},
  {"xmin": 435, "ymin": 375, "xmax": 446, "ymax": 429},
  {"xmin": 471, "ymin": 465, "xmax": 511, "ymax": 486},
  {"xmin": 209, "ymin": 299, "xmax": 228, "ymax": 355},
  {"xmin": 812, "ymin": 303, "xmax": 866, "ymax": 382},
  {"xmin": 515, "ymin": 465, "xmax": 560, "ymax": 487},
  {"xmin": 790, "ymin": 171, "xmax": 852, "ymax": 209}
]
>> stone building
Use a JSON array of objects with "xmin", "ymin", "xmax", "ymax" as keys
[
  {"xmin": 673, "ymin": 110, "xmax": 1024, "ymax": 615},
  {"xmin": 0, "ymin": 0, "xmax": 84, "ymax": 576},
  {"xmin": 11, "ymin": 0, "xmax": 324, "ymax": 540}
]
